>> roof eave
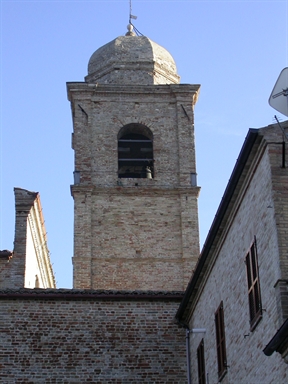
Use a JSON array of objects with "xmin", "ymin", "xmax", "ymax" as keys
[{"xmin": 176, "ymin": 128, "xmax": 260, "ymax": 324}]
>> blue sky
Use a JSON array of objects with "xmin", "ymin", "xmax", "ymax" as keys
[{"xmin": 1, "ymin": 0, "xmax": 287, "ymax": 288}]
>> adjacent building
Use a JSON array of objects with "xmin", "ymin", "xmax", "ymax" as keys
[{"xmin": 176, "ymin": 122, "xmax": 288, "ymax": 383}]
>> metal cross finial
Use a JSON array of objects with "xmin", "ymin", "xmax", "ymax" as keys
[{"xmin": 126, "ymin": 0, "xmax": 143, "ymax": 36}]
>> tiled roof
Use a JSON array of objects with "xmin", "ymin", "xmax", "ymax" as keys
[{"xmin": 0, "ymin": 250, "xmax": 13, "ymax": 260}]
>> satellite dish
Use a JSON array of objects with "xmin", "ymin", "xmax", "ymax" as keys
[{"xmin": 269, "ymin": 67, "xmax": 288, "ymax": 117}]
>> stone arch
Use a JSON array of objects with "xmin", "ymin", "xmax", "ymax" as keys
[
  {"xmin": 117, "ymin": 123, "xmax": 153, "ymax": 140},
  {"xmin": 118, "ymin": 123, "xmax": 154, "ymax": 179}
]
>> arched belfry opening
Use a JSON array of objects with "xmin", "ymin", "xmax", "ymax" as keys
[{"xmin": 118, "ymin": 123, "xmax": 154, "ymax": 179}]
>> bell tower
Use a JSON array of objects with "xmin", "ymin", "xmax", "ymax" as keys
[{"xmin": 67, "ymin": 25, "xmax": 200, "ymax": 290}]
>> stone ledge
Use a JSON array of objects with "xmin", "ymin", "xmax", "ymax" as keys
[{"xmin": 0, "ymin": 287, "xmax": 184, "ymax": 301}]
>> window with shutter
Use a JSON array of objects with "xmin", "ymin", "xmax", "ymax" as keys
[
  {"xmin": 245, "ymin": 237, "xmax": 262, "ymax": 330},
  {"xmin": 215, "ymin": 301, "xmax": 227, "ymax": 381},
  {"xmin": 197, "ymin": 338, "xmax": 206, "ymax": 384}
]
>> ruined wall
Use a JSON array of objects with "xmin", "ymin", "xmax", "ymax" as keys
[
  {"xmin": 0, "ymin": 290, "xmax": 187, "ymax": 383},
  {"xmin": 0, "ymin": 189, "xmax": 35, "ymax": 288},
  {"xmin": 0, "ymin": 189, "xmax": 55, "ymax": 289}
]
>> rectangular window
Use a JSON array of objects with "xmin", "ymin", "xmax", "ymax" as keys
[
  {"xmin": 215, "ymin": 301, "xmax": 227, "ymax": 380},
  {"xmin": 197, "ymin": 338, "xmax": 206, "ymax": 384},
  {"xmin": 245, "ymin": 237, "xmax": 262, "ymax": 330}
]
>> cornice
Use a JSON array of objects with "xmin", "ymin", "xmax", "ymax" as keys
[
  {"xmin": 175, "ymin": 128, "xmax": 260, "ymax": 325},
  {"xmin": 67, "ymin": 82, "xmax": 200, "ymax": 101},
  {"xmin": 71, "ymin": 184, "xmax": 200, "ymax": 197},
  {"xmin": 0, "ymin": 288, "xmax": 184, "ymax": 301}
]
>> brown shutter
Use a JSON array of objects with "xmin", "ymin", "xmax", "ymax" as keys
[
  {"xmin": 215, "ymin": 301, "xmax": 227, "ymax": 380},
  {"xmin": 197, "ymin": 338, "xmax": 206, "ymax": 384},
  {"xmin": 245, "ymin": 237, "xmax": 262, "ymax": 330}
]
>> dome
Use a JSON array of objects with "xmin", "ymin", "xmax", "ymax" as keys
[{"xmin": 85, "ymin": 32, "xmax": 180, "ymax": 85}]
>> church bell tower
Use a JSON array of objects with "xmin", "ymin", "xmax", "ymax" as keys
[{"xmin": 67, "ymin": 25, "xmax": 200, "ymax": 290}]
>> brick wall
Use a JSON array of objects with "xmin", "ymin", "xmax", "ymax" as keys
[
  {"xmin": 69, "ymin": 85, "xmax": 198, "ymax": 188},
  {"xmin": 0, "ymin": 290, "xmax": 187, "ymax": 383},
  {"xmin": 266, "ymin": 126, "xmax": 288, "ymax": 322},
  {"xmin": 72, "ymin": 189, "xmax": 199, "ymax": 290},
  {"xmin": 68, "ymin": 83, "xmax": 200, "ymax": 291}
]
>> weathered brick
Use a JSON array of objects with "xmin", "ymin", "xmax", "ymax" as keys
[
  {"xmin": 0, "ymin": 291, "xmax": 187, "ymax": 383},
  {"xmin": 68, "ymin": 36, "xmax": 201, "ymax": 291},
  {"xmin": 180, "ymin": 124, "xmax": 288, "ymax": 382}
]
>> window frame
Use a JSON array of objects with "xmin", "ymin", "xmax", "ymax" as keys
[
  {"xmin": 215, "ymin": 301, "xmax": 227, "ymax": 381},
  {"xmin": 197, "ymin": 338, "xmax": 206, "ymax": 384},
  {"xmin": 245, "ymin": 236, "xmax": 262, "ymax": 331}
]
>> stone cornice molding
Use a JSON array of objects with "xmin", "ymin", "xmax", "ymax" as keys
[
  {"xmin": 0, "ymin": 288, "xmax": 184, "ymax": 301},
  {"xmin": 67, "ymin": 82, "xmax": 200, "ymax": 101}
]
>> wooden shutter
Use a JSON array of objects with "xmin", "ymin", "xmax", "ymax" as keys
[
  {"xmin": 245, "ymin": 237, "xmax": 262, "ymax": 330},
  {"xmin": 197, "ymin": 338, "xmax": 206, "ymax": 384},
  {"xmin": 215, "ymin": 301, "xmax": 227, "ymax": 380}
]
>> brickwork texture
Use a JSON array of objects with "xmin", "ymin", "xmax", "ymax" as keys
[
  {"xmin": 0, "ymin": 291, "xmax": 187, "ymax": 383},
  {"xmin": 186, "ymin": 127, "xmax": 288, "ymax": 383},
  {"xmin": 68, "ymin": 82, "xmax": 200, "ymax": 291}
]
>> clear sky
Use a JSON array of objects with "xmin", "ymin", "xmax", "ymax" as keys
[{"xmin": 1, "ymin": 0, "xmax": 287, "ymax": 288}]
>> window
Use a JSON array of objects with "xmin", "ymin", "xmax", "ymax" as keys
[
  {"xmin": 215, "ymin": 301, "xmax": 227, "ymax": 380},
  {"xmin": 245, "ymin": 237, "xmax": 262, "ymax": 330},
  {"xmin": 118, "ymin": 123, "xmax": 153, "ymax": 179},
  {"xmin": 197, "ymin": 339, "xmax": 206, "ymax": 384}
]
